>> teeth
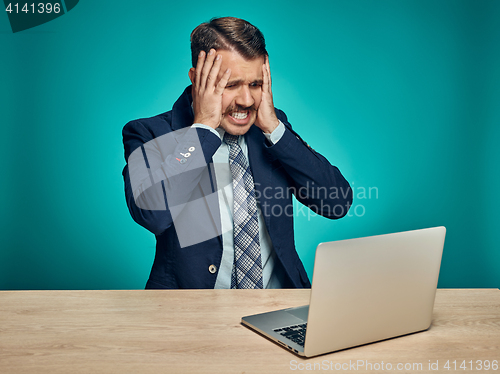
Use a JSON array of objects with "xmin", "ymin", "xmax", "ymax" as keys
[{"xmin": 231, "ymin": 112, "xmax": 248, "ymax": 120}]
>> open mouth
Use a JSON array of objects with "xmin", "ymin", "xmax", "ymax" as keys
[
  {"xmin": 230, "ymin": 111, "xmax": 248, "ymax": 120},
  {"xmin": 228, "ymin": 110, "xmax": 251, "ymax": 124}
]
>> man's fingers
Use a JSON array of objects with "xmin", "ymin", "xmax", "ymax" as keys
[
  {"xmin": 262, "ymin": 64, "xmax": 269, "ymax": 93},
  {"xmin": 206, "ymin": 53, "xmax": 222, "ymax": 90},
  {"xmin": 265, "ymin": 55, "xmax": 272, "ymax": 95},
  {"xmin": 200, "ymin": 49, "xmax": 216, "ymax": 90},
  {"xmin": 215, "ymin": 68, "xmax": 232, "ymax": 95},
  {"xmin": 194, "ymin": 50, "xmax": 205, "ymax": 89}
]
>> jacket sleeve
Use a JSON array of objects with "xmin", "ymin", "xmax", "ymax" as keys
[
  {"xmin": 122, "ymin": 119, "xmax": 222, "ymax": 236},
  {"xmin": 267, "ymin": 109, "xmax": 353, "ymax": 219}
]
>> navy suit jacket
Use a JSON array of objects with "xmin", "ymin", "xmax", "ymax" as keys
[{"xmin": 122, "ymin": 86, "xmax": 352, "ymax": 289}]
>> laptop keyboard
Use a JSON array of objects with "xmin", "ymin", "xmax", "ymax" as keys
[{"xmin": 273, "ymin": 323, "xmax": 307, "ymax": 347}]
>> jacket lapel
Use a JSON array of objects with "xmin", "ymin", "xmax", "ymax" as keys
[{"xmin": 171, "ymin": 86, "xmax": 194, "ymax": 131}]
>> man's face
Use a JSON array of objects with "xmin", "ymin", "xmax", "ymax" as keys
[{"xmin": 215, "ymin": 50, "xmax": 265, "ymax": 135}]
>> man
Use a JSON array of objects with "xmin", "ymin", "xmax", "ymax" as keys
[{"xmin": 122, "ymin": 17, "xmax": 352, "ymax": 289}]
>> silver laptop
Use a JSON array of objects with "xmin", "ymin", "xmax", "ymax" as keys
[{"xmin": 241, "ymin": 226, "xmax": 446, "ymax": 357}]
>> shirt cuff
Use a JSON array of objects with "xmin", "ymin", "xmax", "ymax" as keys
[
  {"xmin": 192, "ymin": 123, "xmax": 221, "ymax": 139},
  {"xmin": 263, "ymin": 120, "xmax": 286, "ymax": 145}
]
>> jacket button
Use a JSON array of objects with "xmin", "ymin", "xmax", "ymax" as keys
[{"xmin": 208, "ymin": 264, "xmax": 217, "ymax": 274}]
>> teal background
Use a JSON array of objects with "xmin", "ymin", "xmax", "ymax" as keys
[{"xmin": 1, "ymin": 0, "xmax": 498, "ymax": 290}]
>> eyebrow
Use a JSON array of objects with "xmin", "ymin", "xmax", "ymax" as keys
[{"xmin": 226, "ymin": 79, "xmax": 264, "ymax": 86}]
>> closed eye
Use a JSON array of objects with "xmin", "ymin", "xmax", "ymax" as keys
[{"xmin": 225, "ymin": 79, "xmax": 242, "ymax": 89}]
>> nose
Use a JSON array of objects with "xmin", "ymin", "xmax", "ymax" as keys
[{"xmin": 235, "ymin": 85, "xmax": 254, "ymax": 108}]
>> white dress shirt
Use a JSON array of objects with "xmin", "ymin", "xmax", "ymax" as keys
[{"xmin": 192, "ymin": 121, "xmax": 286, "ymax": 288}]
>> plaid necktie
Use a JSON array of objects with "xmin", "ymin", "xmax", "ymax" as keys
[{"xmin": 223, "ymin": 133, "xmax": 263, "ymax": 289}]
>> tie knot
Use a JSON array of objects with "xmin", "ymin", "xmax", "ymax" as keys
[{"xmin": 223, "ymin": 133, "xmax": 239, "ymax": 147}]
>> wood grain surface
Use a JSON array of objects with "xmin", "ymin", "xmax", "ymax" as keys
[{"xmin": 0, "ymin": 289, "xmax": 499, "ymax": 373}]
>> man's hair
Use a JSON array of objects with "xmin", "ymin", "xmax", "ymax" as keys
[{"xmin": 190, "ymin": 17, "xmax": 267, "ymax": 67}]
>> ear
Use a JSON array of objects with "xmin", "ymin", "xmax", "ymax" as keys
[{"xmin": 188, "ymin": 68, "xmax": 195, "ymax": 85}]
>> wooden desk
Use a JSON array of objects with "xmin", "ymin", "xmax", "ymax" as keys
[{"xmin": 0, "ymin": 289, "xmax": 499, "ymax": 373}]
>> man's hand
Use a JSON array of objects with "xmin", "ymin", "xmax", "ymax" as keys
[
  {"xmin": 191, "ymin": 49, "xmax": 231, "ymax": 129},
  {"xmin": 255, "ymin": 56, "xmax": 280, "ymax": 134}
]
